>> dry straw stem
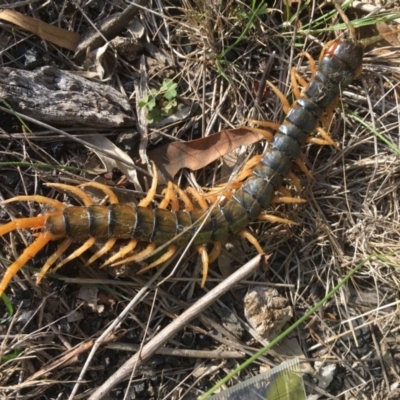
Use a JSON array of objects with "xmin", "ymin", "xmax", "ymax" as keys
[{"xmin": 0, "ymin": 9, "xmax": 79, "ymax": 50}]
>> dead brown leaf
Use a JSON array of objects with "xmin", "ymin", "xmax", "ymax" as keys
[
  {"xmin": 0, "ymin": 9, "xmax": 80, "ymax": 51},
  {"xmin": 375, "ymin": 22, "xmax": 400, "ymax": 46},
  {"xmin": 148, "ymin": 128, "xmax": 263, "ymax": 182}
]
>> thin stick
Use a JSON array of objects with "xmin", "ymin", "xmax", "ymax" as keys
[
  {"xmin": 87, "ymin": 254, "xmax": 267, "ymax": 400},
  {"xmin": 67, "ymin": 262, "xmax": 170, "ymax": 400}
]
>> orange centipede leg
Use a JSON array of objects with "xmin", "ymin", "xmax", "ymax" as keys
[
  {"xmin": 204, "ymin": 182, "xmax": 238, "ymax": 200},
  {"xmin": 196, "ymin": 245, "xmax": 209, "ymax": 288},
  {"xmin": 298, "ymin": 51, "xmax": 317, "ymax": 77},
  {"xmin": 36, "ymin": 238, "xmax": 73, "ymax": 284},
  {"xmin": 243, "ymin": 126, "xmax": 274, "ymax": 142},
  {"xmin": 0, "ymin": 216, "xmax": 47, "ymax": 236},
  {"xmin": 159, "ymin": 182, "xmax": 178, "ymax": 210},
  {"xmin": 208, "ymin": 241, "xmax": 222, "ymax": 264},
  {"xmin": 204, "ymin": 154, "xmax": 263, "ymax": 200},
  {"xmin": 0, "ymin": 233, "xmax": 54, "ymax": 297},
  {"xmin": 139, "ymin": 162, "xmax": 158, "ymax": 207},
  {"xmin": 291, "ymin": 67, "xmax": 302, "ymax": 101},
  {"xmin": 244, "ymin": 154, "xmax": 263, "ymax": 168},
  {"xmin": 247, "ymin": 120, "xmax": 280, "ymax": 132},
  {"xmin": 137, "ymin": 244, "xmax": 178, "ymax": 274},
  {"xmin": 257, "ymin": 214, "xmax": 298, "ymax": 225},
  {"xmin": 173, "ymin": 184, "xmax": 194, "ymax": 211},
  {"xmin": 110, "ymin": 243, "xmax": 157, "ymax": 267},
  {"xmin": 313, "ymin": 126, "xmax": 337, "ymax": 147},
  {"xmin": 100, "ymin": 239, "xmax": 138, "ymax": 268},
  {"xmin": 287, "ymin": 171, "xmax": 302, "ymax": 193},
  {"xmin": 52, "ymin": 238, "xmax": 96, "ymax": 271},
  {"xmin": 272, "ymin": 196, "xmax": 306, "ymax": 204},
  {"xmin": 306, "ymin": 136, "xmax": 334, "ymax": 146},
  {"xmin": 85, "ymin": 238, "xmax": 118, "ymax": 266},
  {"xmin": 236, "ymin": 155, "xmax": 263, "ymax": 182},
  {"xmin": 186, "ymin": 186, "xmax": 209, "ymax": 211},
  {"xmin": 291, "ymin": 68, "xmax": 310, "ymax": 101},
  {"xmin": 277, "ymin": 186, "xmax": 292, "ymax": 198},
  {"xmin": 266, "ymin": 81, "xmax": 290, "ymax": 114},
  {"xmin": 321, "ymin": 98, "xmax": 340, "ymax": 128},
  {"xmin": 294, "ymin": 157, "xmax": 313, "ymax": 179},
  {"xmin": 238, "ymin": 229, "xmax": 264, "ymax": 254}
]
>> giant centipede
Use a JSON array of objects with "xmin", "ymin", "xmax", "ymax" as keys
[{"xmin": 0, "ymin": 5, "xmax": 399, "ymax": 297}]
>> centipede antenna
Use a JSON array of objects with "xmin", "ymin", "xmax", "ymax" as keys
[
  {"xmin": 80, "ymin": 182, "xmax": 119, "ymax": 204},
  {"xmin": 2, "ymin": 195, "xmax": 66, "ymax": 211},
  {"xmin": 360, "ymin": 27, "xmax": 400, "ymax": 47},
  {"xmin": 46, "ymin": 183, "xmax": 94, "ymax": 206}
]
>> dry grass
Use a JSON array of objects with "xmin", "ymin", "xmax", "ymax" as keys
[{"xmin": 1, "ymin": 1, "xmax": 400, "ymax": 399}]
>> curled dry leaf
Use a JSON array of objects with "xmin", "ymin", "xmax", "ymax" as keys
[
  {"xmin": 82, "ymin": 42, "xmax": 111, "ymax": 81},
  {"xmin": 148, "ymin": 128, "xmax": 263, "ymax": 182},
  {"xmin": 83, "ymin": 135, "xmax": 141, "ymax": 188}
]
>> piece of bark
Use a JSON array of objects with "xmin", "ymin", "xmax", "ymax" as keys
[
  {"xmin": 0, "ymin": 66, "xmax": 135, "ymax": 128},
  {"xmin": 74, "ymin": 0, "xmax": 148, "ymax": 59}
]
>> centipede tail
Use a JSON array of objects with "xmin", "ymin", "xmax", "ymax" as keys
[{"xmin": 0, "ymin": 38, "xmax": 365, "ymax": 296}]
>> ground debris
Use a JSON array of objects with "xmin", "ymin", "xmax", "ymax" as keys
[{"xmin": 244, "ymin": 287, "xmax": 293, "ymax": 341}]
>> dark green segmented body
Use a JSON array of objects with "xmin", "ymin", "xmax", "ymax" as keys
[
  {"xmin": 50, "ymin": 40, "xmax": 364, "ymax": 246},
  {"xmin": 221, "ymin": 39, "xmax": 365, "ymax": 233}
]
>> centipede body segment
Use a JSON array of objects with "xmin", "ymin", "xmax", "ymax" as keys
[{"xmin": 3, "ymin": 15, "xmax": 396, "ymax": 298}]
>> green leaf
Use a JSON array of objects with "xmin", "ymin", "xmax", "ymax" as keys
[
  {"xmin": 138, "ymin": 96, "xmax": 149, "ymax": 108},
  {"xmin": 147, "ymin": 97, "xmax": 156, "ymax": 111},
  {"xmin": 146, "ymin": 112, "xmax": 154, "ymax": 124},
  {"xmin": 163, "ymin": 101, "xmax": 173, "ymax": 111},
  {"xmin": 164, "ymin": 88, "xmax": 177, "ymax": 100},
  {"xmin": 0, "ymin": 292, "xmax": 14, "ymax": 323},
  {"xmin": 160, "ymin": 79, "xmax": 173, "ymax": 91},
  {"xmin": 1, "ymin": 349, "xmax": 22, "ymax": 365}
]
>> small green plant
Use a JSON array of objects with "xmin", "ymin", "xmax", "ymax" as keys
[{"xmin": 139, "ymin": 79, "xmax": 178, "ymax": 124}]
